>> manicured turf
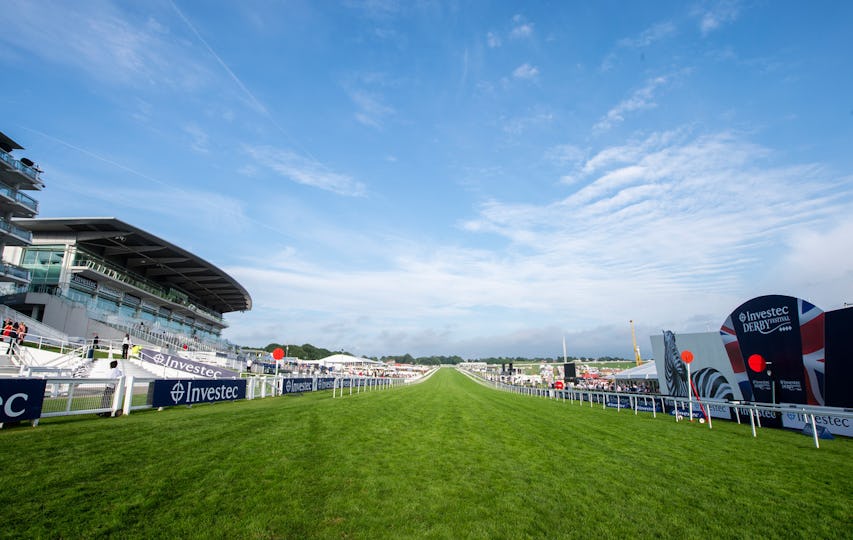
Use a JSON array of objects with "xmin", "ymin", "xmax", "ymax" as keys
[{"xmin": 2, "ymin": 368, "xmax": 850, "ymax": 539}]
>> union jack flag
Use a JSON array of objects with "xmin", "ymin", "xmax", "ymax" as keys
[{"xmin": 798, "ymin": 299, "xmax": 825, "ymax": 405}]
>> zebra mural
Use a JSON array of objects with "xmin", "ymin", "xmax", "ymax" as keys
[
  {"xmin": 663, "ymin": 330, "xmax": 735, "ymax": 400},
  {"xmin": 663, "ymin": 330, "xmax": 688, "ymax": 397}
]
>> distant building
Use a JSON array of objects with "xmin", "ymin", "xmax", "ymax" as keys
[
  {"xmin": 1, "ymin": 217, "xmax": 251, "ymax": 349},
  {"xmin": 0, "ymin": 130, "xmax": 44, "ymax": 288}
]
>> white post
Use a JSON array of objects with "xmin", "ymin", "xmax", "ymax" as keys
[
  {"xmin": 111, "ymin": 376, "xmax": 125, "ymax": 417},
  {"xmin": 810, "ymin": 414, "xmax": 820, "ymax": 449},
  {"xmin": 749, "ymin": 408, "xmax": 757, "ymax": 437},
  {"xmin": 687, "ymin": 362, "xmax": 693, "ymax": 421},
  {"xmin": 123, "ymin": 375, "xmax": 135, "ymax": 416}
]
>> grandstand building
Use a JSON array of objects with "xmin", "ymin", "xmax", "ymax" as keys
[
  {"xmin": 0, "ymin": 217, "xmax": 251, "ymax": 351},
  {"xmin": 0, "ymin": 130, "xmax": 43, "ymax": 288}
]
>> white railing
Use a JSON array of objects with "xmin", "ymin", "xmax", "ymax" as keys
[{"xmin": 459, "ymin": 368, "xmax": 852, "ymax": 449}]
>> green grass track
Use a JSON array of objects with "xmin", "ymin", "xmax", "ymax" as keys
[{"xmin": 1, "ymin": 368, "xmax": 850, "ymax": 539}]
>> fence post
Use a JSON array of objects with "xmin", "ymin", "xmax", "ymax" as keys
[
  {"xmin": 123, "ymin": 375, "xmax": 135, "ymax": 416},
  {"xmin": 111, "ymin": 376, "xmax": 125, "ymax": 417},
  {"xmin": 810, "ymin": 414, "xmax": 820, "ymax": 449}
]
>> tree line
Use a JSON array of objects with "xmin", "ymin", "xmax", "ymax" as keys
[{"xmin": 259, "ymin": 343, "xmax": 628, "ymax": 364}]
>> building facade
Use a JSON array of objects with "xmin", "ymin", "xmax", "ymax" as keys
[
  {"xmin": 2, "ymin": 218, "xmax": 251, "ymax": 349},
  {"xmin": 0, "ymin": 130, "xmax": 43, "ymax": 289}
]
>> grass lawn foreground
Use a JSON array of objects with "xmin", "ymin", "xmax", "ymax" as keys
[{"xmin": 1, "ymin": 368, "xmax": 850, "ymax": 539}]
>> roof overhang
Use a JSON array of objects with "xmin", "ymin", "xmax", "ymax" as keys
[{"xmin": 13, "ymin": 217, "xmax": 252, "ymax": 314}]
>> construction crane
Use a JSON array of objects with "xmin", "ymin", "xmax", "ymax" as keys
[{"xmin": 629, "ymin": 320, "xmax": 642, "ymax": 366}]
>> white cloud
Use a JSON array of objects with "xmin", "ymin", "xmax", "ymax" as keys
[
  {"xmin": 350, "ymin": 90, "xmax": 395, "ymax": 129},
  {"xmin": 244, "ymin": 146, "xmax": 367, "ymax": 197},
  {"xmin": 601, "ymin": 20, "xmax": 676, "ymax": 71},
  {"xmin": 183, "ymin": 123, "xmax": 210, "ymax": 154},
  {"xmin": 0, "ymin": 0, "xmax": 209, "ymax": 89},
  {"xmin": 593, "ymin": 75, "xmax": 671, "ymax": 133},
  {"xmin": 229, "ymin": 130, "xmax": 851, "ymax": 357},
  {"xmin": 618, "ymin": 21, "xmax": 677, "ymax": 48},
  {"xmin": 546, "ymin": 144, "xmax": 585, "ymax": 165},
  {"xmin": 510, "ymin": 22, "xmax": 534, "ymax": 39},
  {"xmin": 487, "ymin": 31, "xmax": 501, "ymax": 48},
  {"xmin": 512, "ymin": 63, "xmax": 539, "ymax": 80},
  {"xmin": 696, "ymin": 1, "xmax": 740, "ymax": 36},
  {"xmin": 501, "ymin": 111, "xmax": 553, "ymax": 135}
]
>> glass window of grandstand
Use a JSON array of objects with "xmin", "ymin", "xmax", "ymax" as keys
[{"xmin": 21, "ymin": 248, "xmax": 64, "ymax": 286}]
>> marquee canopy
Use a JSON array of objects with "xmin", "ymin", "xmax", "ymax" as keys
[{"xmin": 612, "ymin": 362, "xmax": 658, "ymax": 380}]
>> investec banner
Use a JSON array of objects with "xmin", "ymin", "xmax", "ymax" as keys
[
  {"xmin": 152, "ymin": 379, "xmax": 246, "ymax": 407},
  {"xmin": 316, "ymin": 377, "xmax": 335, "ymax": 391},
  {"xmin": 0, "ymin": 379, "xmax": 46, "ymax": 423},
  {"xmin": 139, "ymin": 348, "xmax": 239, "ymax": 379},
  {"xmin": 720, "ymin": 295, "xmax": 824, "ymax": 406},
  {"xmin": 281, "ymin": 377, "xmax": 314, "ymax": 394},
  {"xmin": 782, "ymin": 410, "xmax": 853, "ymax": 438}
]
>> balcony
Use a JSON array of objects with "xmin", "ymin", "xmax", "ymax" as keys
[
  {"xmin": 72, "ymin": 253, "xmax": 225, "ymax": 325},
  {"xmin": 0, "ymin": 218, "xmax": 33, "ymax": 245},
  {"xmin": 0, "ymin": 262, "xmax": 31, "ymax": 284},
  {"xmin": 0, "ymin": 148, "xmax": 44, "ymax": 189},
  {"xmin": 0, "ymin": 181, "xmax": 38, "ymax": 215}
]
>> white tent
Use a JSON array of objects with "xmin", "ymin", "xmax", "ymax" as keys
[
  {"xmin": 612, "ymin": 361, "xmax": 658, "ymax": 380},
  {"xmin": 318, "ymin": 354, "xmax": 383, "ymax": 367}
]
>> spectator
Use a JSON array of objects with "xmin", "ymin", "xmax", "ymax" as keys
[
  {"xmin": 99, "ymin": 360, "xmax": 123, "ymax": 416},
  {"xmin": 93, "ymin": 333, "xmax": 100, "ymax": 350},
  {"xmin": 16, "ymin": 323, "xmax": 26, "ymax": 346},
  {"xmin": 122, "ymin": 333, "xmax": 131, "ymax": 359},
  {"xmin": 6, "ymin": 323, "xmax": 18, "ymax": 354}
]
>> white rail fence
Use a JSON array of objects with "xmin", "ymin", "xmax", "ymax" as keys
[
  {"xmin": 2, "ymin": 371, "xmax": 427, "ymax": 428},
  {"xmin": 459, "ymin": 368, "xmax": 852, "ymax": 449}
]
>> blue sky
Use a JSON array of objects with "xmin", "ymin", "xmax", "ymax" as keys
[{"xmin": 1, "ymin": 1, "xmax": 851, "ymax": 359}]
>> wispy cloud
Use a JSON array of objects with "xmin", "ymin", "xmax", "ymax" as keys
[
  {"xmin": 501, "ymin": 111, "xmax": 553, "ymax": 135},
  {"xmin": 593, "ymin": 75, "xmax": 671, "ymax": 132},
  {"xmin": 486, "ymin": 31, "xmax": 501, "ymax": 48},
  {"xmin": 618, "ymin": 21, "xmax": 677, "ymax": 48},
  {"xmin": 601, "ymin": 20, "xmax": 677, "ymax": 71},
  {"xmin": 232, "ymin": 130, "xmax": 852, "ymax": 356},
  {"xmin": 244, "ymin": 146, "xmax": 367, "ymax": 197},
  {"xmin": 183, "ymin": 123, "xmax": 210, "ymax": 154},
  {"xmin": 510, "ymin": 22, "xmax": 534, "ymax": 39},
  {"xmin": 350, "ymin": 90, "xmax": 395, "ymax": 128},
  {"xmin": 0, "ymin": 0, "xmax": 208, "ymax": 89},
  {"xmin": 695, "ymin": 1, "xmax": 740, "ymax": 36},
  {"xmin": 512, "ymin": 63, "xmax": 539, "ymax": 80}
]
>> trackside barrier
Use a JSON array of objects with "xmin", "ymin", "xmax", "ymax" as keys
[
  {"xmin": 458, "ymin": 369, "xmax": 852, "ymax": 449},
  {"xmin": 2, "ymin": 372, "xmax": 434, "ymax": 427},
  {"xmin": 330, "ymin": 368, "xmax": 438, "ymax": 398},
  {"xmin": 37, "ymin": 378, "xmax": 127, "ymax": 424}
]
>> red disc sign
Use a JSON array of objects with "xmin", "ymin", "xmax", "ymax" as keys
[
  {"xmin": 555, "ymin": 381, "xmax": 565, "ymax": 390},
  {"xmin": 748, "ymin": 354, "xmax": 766, "ymax": 372},
  {"xmin": 680, "ymin": 350, "xmax": 694, "ymax": 364},
  {"xmin": 272, "ymin": 348, "xmax": 285, "ymax": 360}
]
